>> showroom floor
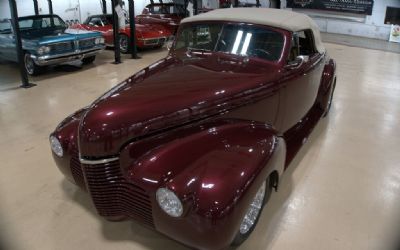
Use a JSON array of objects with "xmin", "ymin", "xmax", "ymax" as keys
[{"xmin": 0, "ymin": 42, "xmax": 400, "ymax": 250}]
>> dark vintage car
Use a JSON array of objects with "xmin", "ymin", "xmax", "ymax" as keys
[
  {"xmin": 0, "ymin": 15, "xmax": 105, "ymax": 75},
  {"xmin": 50, "ymin": 8, "xmax": 336, "ymax": 250},
  {"xmin": 137, "ymin": 2, "xmax": 189, "ymax": 34},
  {"xmin": 71, "ymin": 14, "xmax": 172, "ymax": 53}
]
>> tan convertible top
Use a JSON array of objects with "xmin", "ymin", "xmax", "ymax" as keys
[{"xmin": 181, "ymin": 8, "xmax": 325, "ymax": 53}]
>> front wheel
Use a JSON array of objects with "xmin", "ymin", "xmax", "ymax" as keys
[
  {"xmin": 231, "ymin": 178, "xmax": 272, "ymax": 246},
  {"xmin": 24, "ymin": 53, "xmax": 43, "ymax": 76},
  {"xmin": 119, "ymin": 34, "xmax": 130, "ymax": 54},
  {"xmin": 82, "ymin": 55, "xmax": 96, "ymax": 65}
]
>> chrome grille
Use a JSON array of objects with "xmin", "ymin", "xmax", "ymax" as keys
[
  {"xmin": 49, "ymin": 42, "xmax": 74, "ymax": 54},
  {"xmin": 79, "ymin": 38, "xmax": 96, "ymax": 49},
  {"xmin": 83, "ymin": 161, "xmax": 154, "ymax": 227},
  {"xmin": 70, "ymin": 152, "xmax": 86, "ymax": 190}
]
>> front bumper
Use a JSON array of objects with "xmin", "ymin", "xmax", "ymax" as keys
[
  {"xmin": 32, "ymin": 46, "xmax": 105, "ymax": 66},
  {"xmin": 138, "ymin": 36, "xmax": 168, "ymax": 47}
]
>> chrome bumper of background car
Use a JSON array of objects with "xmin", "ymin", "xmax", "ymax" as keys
[
  {"xmin": 31, "ymin": 46, "xmax": 106, "ymax": 66},
  {"xmin": 140, "ymin": 37, "xmax": 167, "ymax": 46}
]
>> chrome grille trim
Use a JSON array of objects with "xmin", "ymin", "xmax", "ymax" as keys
[{"xmin": 79, "ymin": 156, "xmax": 119, "ymax": 165}]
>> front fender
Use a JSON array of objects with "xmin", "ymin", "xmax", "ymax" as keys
[{"xmin": 120, "ymin": 119, "xmax": 286, "ymax": 249}]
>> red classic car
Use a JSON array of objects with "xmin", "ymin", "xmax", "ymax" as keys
[
  {"xmin": 72, "ymin": 14, "xmax": 172, "ymax": 53},
  {"xmin": 50, "ymin": 8, "xmax": 336, "ymax": 250},
  {"xmin": 137, "ymin": 2, "xmax": 189, "ymax": 34}
]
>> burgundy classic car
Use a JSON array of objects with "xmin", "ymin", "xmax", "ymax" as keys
[
  {"xmin": 50, "ymin": 8, "xmax": 336, "ymax": 250},
  {"xmin": 137, "ymin": 2, "xmax": 189, "ymax": 34},
  {"xmin": 72, "ymin": 14, "xmax": 172, "ymax": 52}
]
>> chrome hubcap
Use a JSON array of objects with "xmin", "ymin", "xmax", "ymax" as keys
[
  {"xmin": 24, "ymin": 54, "xmax": 34, "ymax": 74},
  {"xmin": 239, "ymin": 181, "xmax": 266, "ymax": 235},
  {"xmin": 119, "ymin": 36, "xmax": 128, "ymax": 52}
]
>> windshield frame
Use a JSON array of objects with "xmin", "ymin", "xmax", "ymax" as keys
[{"xmin": 171, "ymin": 21, "xmax": 290, "ymax": 65}]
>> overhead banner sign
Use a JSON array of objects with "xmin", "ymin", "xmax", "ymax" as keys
[{"xmin": 287, "ymin": 0, "xmax": 374, "ymax": 15}]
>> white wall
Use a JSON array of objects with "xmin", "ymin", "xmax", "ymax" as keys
[
  {"xmin": 0, "ymin": 0, "xmax": 150, "ymax": 22},
  {"xmin": 283, "ymin": 0, "xmax": 400, "ymax": 40}
]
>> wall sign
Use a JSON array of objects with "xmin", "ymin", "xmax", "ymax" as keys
[{"xmin": 287, "ymin": 0, "xmax": 374, "ymax": 15}]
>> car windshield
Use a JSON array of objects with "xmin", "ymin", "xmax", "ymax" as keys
[
  {"xmin": 148, "ymin": 4, "xmax": 185, "ymax": 14},
  {"xmin": 174, "ymin": 23, "xmax": 284, "ymax": 62},
  {"xmin": 18, "ymin": 16, "xmax": 66, "ymax": 31}
]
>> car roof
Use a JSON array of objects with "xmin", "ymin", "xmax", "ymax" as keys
[
  {"xmin": 88, "ymin": 14, "xmax": 113, "ymax": 18},
  {"xmin": 181, "ymin": 8, "xmax": 325, "ymax": 53},
  {"xmin": 18, "ymin": 14, "xmax": 61, "ymax": 20}
]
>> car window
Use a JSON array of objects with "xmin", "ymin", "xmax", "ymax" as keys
[
  {"xmin": 175, "ymin": 23, "xmax": 284, "ymax": 62},
  {"xmin": 287, "ymin": 30, "xmax": 317, "ymax": 62},
  {"xmin": 89, "ymin": 17, "xmax": 103, "ymax": 26},
  {"xmin": 19, "ymin": 16, "xmax": 66, "ymax": 30},
  {"xmin": 19, "ymin": 19, "xmax": 34, "ymax": 29},
  {"xmin": 0, "ymin": 20, "xmax": 12, "ymax": 34}
]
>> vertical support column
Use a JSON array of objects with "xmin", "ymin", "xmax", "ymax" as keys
[
  {"xmin": 48, "ymin": 0, "xmax": 53, "ymax": 15},
  {"xmin": 8, "ymin": 0, "xmax": 35, "ymax": 88},
  {"xmin": 111, "ymin": 0, "xmax": 121, "ymax": 64},
  {"xmin": 102, "ymin": 0, "xmax": 107, "ymax": 14},
  {"xmin": 128, "ymin": 0, "xmax": 140, "ymax": 59},
  {"xmin": 33, "ymin": 0, "xmax": 39, "ymax": 15},
  {"xmin": 193, "ymin": 0, "xmax": 198, "ymax": 15}
]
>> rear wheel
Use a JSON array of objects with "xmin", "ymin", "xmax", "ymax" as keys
[
  {"xmin": 82, "ymin": 55, "xmax": 96, "ymax": 65},
  {"xmin": 24, "ymin": 53, "xmax": 43, "ymax": 76},
  {"xmin": 231, "ymin": 177, "xmax": 273, "ymax": 246},
  {"xmin": 119, "ymin": 34, "xmax": 130, "ymax": 54}
]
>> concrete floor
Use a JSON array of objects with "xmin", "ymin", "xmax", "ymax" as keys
[
  {"xmin": 321, "ymin": 32, "xmax": 400, "ymax": 54},
  {"xmin": 0, "ymin": 43, "xmax": 400, "ymax": 250}
]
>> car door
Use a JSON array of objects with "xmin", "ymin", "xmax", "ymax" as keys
[
  {"xmin": 280, "ymin": 29, "xmax": 325, "ymax": 132},
  {"xmin": 0, "ymin": 20, "xmax": 17, "ymax": 61}
]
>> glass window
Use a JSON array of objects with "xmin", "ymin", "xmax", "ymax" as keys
[
  {"xmin": 0, "ymin": 20, "xmax": 12, "ymax": 34},
  {"xmin": 19, "ymin": 19, "xmax": 33, "ymax": 29},
  {"xmin": 19, "ymin": 16, "xmax": 65, "ymax": 30},
  {"xmin": 89, "ymin": 17, "xmax": 103, "ymax": 26},
  {"xmin": 175, "ymin": 23, "xmax": 284, "ymax": 62}
]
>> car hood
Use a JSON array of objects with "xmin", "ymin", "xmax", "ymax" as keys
[
  {"xmin": 78, "ymin": 54, "xmax": 281, "ymax": 157},
  {"xmin": 22, "ymin": 28, "xmax": 101, "ymax": 45}
]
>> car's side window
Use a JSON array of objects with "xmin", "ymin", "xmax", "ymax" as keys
[{"xmin": 288, "ymin": 29, "xmax": 317, "ymax": 62}]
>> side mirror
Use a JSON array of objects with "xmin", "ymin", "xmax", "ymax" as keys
[{"xmin": 285, "ymin": 55, "xmax": 309, "ymax": 70}]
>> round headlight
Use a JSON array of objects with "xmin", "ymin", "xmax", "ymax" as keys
[
  {"xmin": 37, "ymin": 46, "xmax": 50, "ymax": 55},
  {"xmin": 50, "ymin": 136, "xmax": 63, "ymax": 157},
  {"xmin": 156, "ymin": 188, "xmax": 183, "ymax": 217}
]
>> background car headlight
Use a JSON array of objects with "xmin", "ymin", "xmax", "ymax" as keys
[
  {"xmin": 37, "ymin": 46, "xmax": 50, "ymax": 55},
  {"xmin": 50, "ymin": 136, "xmax": 63, "ymax": 157},
  {"xmin": 156, "ymin": 188, "xmax": 183, "ymax": 217},
  {"xmin": 95, "ymin": 37, "xmax": 105, "ymax": 44}
]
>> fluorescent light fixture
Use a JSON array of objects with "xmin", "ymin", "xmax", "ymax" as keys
[
  {"xmin": 231, "ymin": 30, "xmax": 243, "ymax": 54},
  {"xmin": 241, "ymin": 33, "xmax": 252, "ymax": 55}
]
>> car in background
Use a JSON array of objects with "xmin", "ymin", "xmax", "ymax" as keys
[
  {"xmin": 138, "ymin": 2, "xmax": 189, "ymax": 34},
  {"xmin": 50, "ymin": 8, "xmax": 336, "ymax": 250},
  {"xmin": 0, "ymin": 15, "xmax": 105, "ymax": 75},
  {"xmin": 72, "ymin": 14, "xmax": 172, "ymax": 53}
]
